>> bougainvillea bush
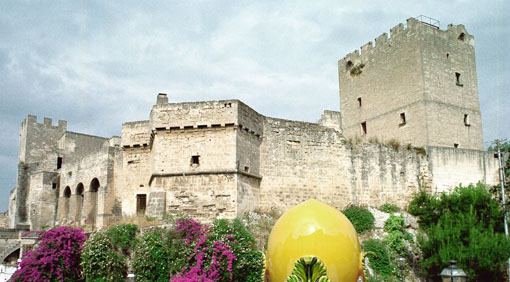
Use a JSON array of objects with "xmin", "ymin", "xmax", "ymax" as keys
[{"xmin": 9, "ymin": 226, "xmax": 87, "ymax": 282}]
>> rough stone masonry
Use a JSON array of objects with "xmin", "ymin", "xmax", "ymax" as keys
[{"xmin": 4, "ymin": 18, "xmax": 499, "ymax": 231}]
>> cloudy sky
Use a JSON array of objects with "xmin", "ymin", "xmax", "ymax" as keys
[{"xmin": 0, "ymin": 1, "xmax": 508, "ymax": 212}]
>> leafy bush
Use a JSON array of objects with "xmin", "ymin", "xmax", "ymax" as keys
[
  {"xmin": 105, "ymin": 224, "xmax": 138, "ymax": 254},
  {"xmin": 362, "ymin": 239, "xmax": 393, "ymax": 279},
  {"xmin": 383, "ymin": 215, "xmax": 412, "ymax": 257},
  {"xmin": 81, "ymin": 232, "xmax": 127, "ymax": 281},
  {"xmin": 10, "ymin": 226, "xmax": 87, "ymax": 282},
  {"xmin": 412, "ymin": 184, "xmax": 510, "ymax": 281},
  {"xmin": 379, "ymin": 203, "xmax": 400, "ymax": 213},
  {"xmin": 133, "ymin": 228, "xmax": 169, "ymax": 282},
  {"xmin": 209, "ymin": 219, "xmax": 265, "ymax": 282},
  {"xmin": 343, "ymin": 205, "xmax": 375, "ymax": 233}
]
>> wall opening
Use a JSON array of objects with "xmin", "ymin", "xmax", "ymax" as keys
[
  {"xmin": 87, "ymin": 178, "xmax": 100, "ymax": 227},
  {"xmin": 136, "ymin": 194, "xmax": 147, "ymax": 216},
  {"xmin": 346, "ymin": 60, "xmax": 353, "ymax": 71},
  {"xmin": 446, "ymin": 53, "xmax": 449, "ymax": 59},
  {"xmin": 455, "ymin": 72, "xmax": 463, "ymax": 86},
  {"xmin": 400, "ymin": 112, "xmax": 406, "ymax": 125},
  {"xmin": 191, "ymin": 155, "xmax": 200, "ymax": 166},
  {"xmin": 458, "ymin": 33, "xmax": 465, "ymax": 41},
  {"xmin": 360, "ymin": 122, "xmax": 367, "ymax": 135},
  {"xmin": 63, "ymin": 186, "xmax": 71, "ymax": 221},
  {"xmin": 357, "ymin": 97, "xmax": 362, "ymax": 107},
  {"xmin": 454, "ymin": 143, "xmax": 459, "ymax": 148},
  {"xmin": 75, "ymin": 183, "xmax": 84, "ymax": 223},
  {"xmin": 464, "ymin": 114, "xmax": 470, "ymax": 126},
  {"xmin": 2, "ymin": 248, "xmax": 20, "ymax": 265},
  {"xmin": 57, "ymin": 157, "xmax": 62, "ymax": 169}
]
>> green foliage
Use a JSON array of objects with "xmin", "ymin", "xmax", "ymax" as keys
[
  {"xmin": 343, "ymin": 205, "xmax": 375, "ymax": 233},
  {"xmin": 210, "ymin": 218, "xmax": 265, "ymax": 282},
  {"xmin": 383, "ymin": 215, "xmax": 412, "ymax": 258},
  {"xmin": 412, "ymin": 183, "xmax": 510, "ymax": 281},
  {"xmin": 104, "ymin": 224, "xmax": 139, "ymax": 254},
  {"xmin": 133, "ymin": 228, "xmax": 169, "ymax": 282},
  {"xmin": 379, "ymin": 203, "xmax": 400, "ymax": 213},
  {"xmin": 362, "ymin": 239, "xmax": 393, "ymax": 279},
  {"xmin": 81, "ymin": 232, "xmax": 127, "ymax": 282},
  {"xmin": 349, "ymin": 63, "xmax": 365, "ymax": 76},
  {"xmin": 285, "ymin": 257, "xmax": 331, "ymax": 282}
]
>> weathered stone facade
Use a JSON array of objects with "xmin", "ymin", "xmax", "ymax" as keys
[
  {"xmin": 5, "ymin": 18, "xmax": 499, "ymax": 231},
  {"xmin": 339, "ymin": 18, "xmax": 483, "ymax": 150}
]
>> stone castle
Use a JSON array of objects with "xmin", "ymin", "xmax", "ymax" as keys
[{"xmin": 5, "ymin": 18, "xmax": 500, "ymax": 231}]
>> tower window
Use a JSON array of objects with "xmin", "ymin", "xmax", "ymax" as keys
[
  {"xmin": 57, "ymin": 157, "xmax": 63, "ymax": 169},
  {"xmin": 464, "ymin": 114, "xmax": 470, "ymax": 126},
  {"xmin": 136, "ymin": 194, "xmax": 147, "ymax": 215},
  {"xmin": 346, "ymin": 60, "xmax": 353, "ymax": 71},
  {"xmin": 446, "ymin": 53, "xmax": 449, "ymax": 59},
  {"xmin": 458, "ymin": 33, "xmax": 465, "ymax": 41},
  {"xmin": 455, "ymin": 72, "xmax": 463, "ymax": 86},
  {"xmin": 357, "ymin": 97, "xmax": 362, "ymax": 107},
  {"xmin": 400, "ymin": 113, "xmax": 406, "ymax": 126},
  {"xmin": 360, "ymin": 122, "xmax": 367, "ymax": 135},
  {"xmin": 191, "ymin": 155, "xmax": 200, "ymax": 166},
  {"xmin": 454, "ymin": 143, "xmax": 459, "ymax": 148}
]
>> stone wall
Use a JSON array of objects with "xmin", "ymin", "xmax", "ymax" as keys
[{"xmin": 339, "ymin": 18, "xmax": 483, "ymax": 150}]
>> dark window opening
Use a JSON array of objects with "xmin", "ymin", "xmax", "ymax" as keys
[
  {"xmin": 361, "ymin": 122, "xmax": 367, "ymax": 135},
  {"xmin": 197, "ymin": 124, "xmax": 207, "ymax": 129},
  {"xmin": 136, "ymin": 194, "xmax": 147, "ymax": 215},
  {"xmin": 244, "ymin": 166, "xmax": 249, "ymax": 172},
  {"xmin": 224, "ymin": 103, "xmax": 232, "ymax": 108},
  {"xmin": 211, "ymin": 124, "xmax": 221, "ymax": 128},
  {"xmin": 455, "ymin": 72, "xmax": 463, "ymax": 86},
  {"xmin": 400, "ymin": 112, "xmax": 406, "ymax": 125},
  {"xmin": 446, "ymin": 53, "xmax": 449, "ymax": 59},
  {"xmin": 183, "ymin": 125, "xmax": 194, "ymax": 130},
  {"xmin": 57, "ymin": 157, "xmax": 62, "ymax": 169},
  {"xmin": 52, "ymin": 183, "xmax": 57, "ymax": 189},
  {"xmin": 191, "ymin": 155, "xmax": 200, "ymax": 165},
  {"xmin": 127, "ymin": 160, "xmax": 134, "ymax": 164},
  {"xmin": 464, "ymin": 114, "xmax": 470, "ymax": 126},
  {"xmin": 346, "ymin": 60, "xmax": 353, "ymax": 71},
  {"xmin": 454, "ymin": 143, "xmax": 459, "ymax": 148},
  {"xmin": 64, "ymin": 186, "xmax": 71, "ymax": 198},
  {"xmin": 357, "ymin": 97, "xmax": 362, "ymax": 107},
  {"xmin": 458, "ymin": 33, "xmax": 465, "ymax": 41},
  {"xmin": 225, "ymin": 123, "xmax": 235, "ymax": 127},
  {"xmin": 170, "ymin": 126, "xmax": 180, "ymax": 130}
]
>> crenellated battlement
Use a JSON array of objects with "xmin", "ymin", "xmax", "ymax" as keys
[
  {"xmin": 339, "ymin": 17, "xmax": 474, "ymax": 69},
  {"xmin": 23, "ymin": 115, "xmax": 67, "ymax": 130}
]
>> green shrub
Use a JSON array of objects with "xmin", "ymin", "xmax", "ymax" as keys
[
  {"xmin": 81, "ymin": 232, "xmax": 127, "ymax": 282},
  {"xmin": 105, "ymin": 224, "xmax": 139, "ymax": 254},
  {"xmin": 209, "ymin": 218, "xmax": 265, "ymax": 282},
  {"xmin": 343, "ymin": 205, "xmax": 375, "ymax": 233},
  {"xmin": 362, "ymin": 239, "xmax": 393, "ymax": 279},
  {"xmin": 413, "ymin": 183, "xmax": 510, "ymax": 281},
  {"xmin": 379, "ymin": 203, "xmax": 400, "ymax": 213},
  {"xmin": 133, "ymin": 228, "xmax": 169, "ymax": 282},
  {"xmin": 383, "ymin": 215, "xmax": 411, "ymax": 257}
]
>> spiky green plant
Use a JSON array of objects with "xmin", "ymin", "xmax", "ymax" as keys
[{"xmin": 285, "ymin": 256, "xmax": 332, "ymax": 282}]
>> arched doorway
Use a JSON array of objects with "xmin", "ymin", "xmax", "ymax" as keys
[
  {"xmin": 62, "ymin": 186, "xmax": 71, "ymax": 221},
  {"xmin": 87, "ymin": 178, "xmax": 100, "ymax": 227},
  {"xmin": 75, "ymin": 183, "xmax": 84, "ymax": 223}
]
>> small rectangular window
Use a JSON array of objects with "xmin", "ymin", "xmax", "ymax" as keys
[
  {"xmin": 464, "ymin": 114, "xmax": 470, "ymax": 126},
  {"xmin": 454, "ymin": 143, "xmax": 459, "ymax": 148},
  {"xmin": 357, "ymin": 97, "xmax": 362, "ymax": 107},
  {"xmin": 360, "ymin": 122, "xmax": 367, "ymax": 135},
  {"xmin": 57, "ymin": 157, "xmax": 63, "ymax": 169},
  {"xmin": 455, "ymin": 72, "xmax": 463, "ymax": 86},
  {"xmin": 400, "ymin": 113, "xmax": 406, "ymax": 125},
  {"xmin": 136, "ymin": 194, "xmax": 147, "ymax": 215},
  {"xmin": 191, "ymin": 155, "xmax": 200, "ymax": 165}
]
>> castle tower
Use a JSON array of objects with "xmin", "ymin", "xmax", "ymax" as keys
[{"xmin": 338, "ymin": 17, "xmax": 483, "ymax": 150}]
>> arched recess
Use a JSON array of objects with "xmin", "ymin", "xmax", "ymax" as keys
[
  {"xmin": 86, "ymin": 178, "xmax": 100, "ymax": 227},
  {"xmin": 75, "ymin": 183, "xmax": 84, "ymax": 223},
  {"xmin": 62, "ymin": 186, "xmax": 71, "ymax": 221},
  {"xmin": 2, "ymin": 248, "xmax": 20, "ymax": 265}
]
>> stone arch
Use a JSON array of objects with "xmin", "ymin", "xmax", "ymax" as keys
[
  {"xmin": 62, "ymin": 186, "xmax": 71, "ymax": 221},
  {"xmin": 75, "ymin": 183, "xmax": 84, "ymax": 223},
  {"xmin": 86, "ymin": 178, "xmax": 100, "ymax": 227},
  {"xmin": 0, "ymin": 243, "xmax": 20, "ymax": 265}
]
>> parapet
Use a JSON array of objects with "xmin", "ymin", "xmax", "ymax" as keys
[
  {"xmin": 156, "ymin": 93, "xmax": 168, "ymax": 105},
  {"xmin": 23, "ymin": 115, "xmax": 67, "ymax": 130},
  {"xmin": 318, "ymin": 110, "xmax": 342, "ymax": 132},
  {"xmin": 339, "ymin": 17, "xmax": 474, "ymax": 68}
]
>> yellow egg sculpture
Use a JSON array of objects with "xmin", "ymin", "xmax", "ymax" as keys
[{"xmin": 266, "ymin": 199, "xmax": 363, "ymax": 282}]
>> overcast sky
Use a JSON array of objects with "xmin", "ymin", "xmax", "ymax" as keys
[{"xmin": 0, "ymin": 1, "xmax": 508, "ymax": 212}]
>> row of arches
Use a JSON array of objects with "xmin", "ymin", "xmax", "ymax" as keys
[{"xmin": 60, "ymin": 178, "xmax": 100, "ymax": 227}]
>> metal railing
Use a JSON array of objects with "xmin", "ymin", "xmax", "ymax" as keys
[{"xmin": 415, "ymin": 15, "xmax": 440, "ymax": 29}]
